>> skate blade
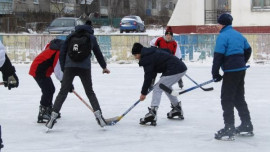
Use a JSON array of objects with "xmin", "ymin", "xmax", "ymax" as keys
[
  {"xmin": 236, "ymin": 132, "xmax": 254, "ymax": 137},
  {"xmin": 167, "ymin": 116, "xmax": 184, "ymax": 120},
  {"xmin": 140, "ymin": 121, "xmax": 157, "ymax": 126},
  {"xmin": 37, "ymin": 120, "xmax": 47, "ymax": 123},
  {"xmin": 140, "ymin": 123, "xmax": 157, "ymax": 126},
  {"xmin": 45, "ymin": 128, "xmax": 50, "ymax": 133},
  {"xmin": 215, "ymin": 135, "xmax": 235, "ymax": 141}
]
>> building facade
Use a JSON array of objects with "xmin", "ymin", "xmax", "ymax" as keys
[{"xmin": 168, "ymin": 0, "xmax": 270, "ymax": 33}]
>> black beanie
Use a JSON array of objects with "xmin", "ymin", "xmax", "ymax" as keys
[
  {"xmin": 132, "ymin": 43, "xmax": 143, "ymax": 55},
  {"xmin": 218, "ymin": 13, "xmax": 233, "ymax": 25},
  {"xmin": 85, "ymin": 19, "xmax": 92, "ymax": 26}
]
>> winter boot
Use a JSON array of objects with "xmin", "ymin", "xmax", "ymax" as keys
[
  {"xmin": 37, "ymin": 105, "xmax": 52, "ymax": 123},
  {"xmin": 45, "ymin": 111, "xmax": 59, "ymax": 129},
  {"xmin": 140, "ymin": 107, "xmax": 158, "ymax": 126},
  {"xmin": 215, "ymin": 124, "xmax": 235, "ymax": 141},
  {"xmin": 178, "ymin": 78, "xmax": 184, "ymax": 89},
  {"xmin": 167, "ymin": 102, "xmax": 184, "ymax": 119},
  {"xmin": 235, "ymin": 121, "xmax": 254, "ymax": 136},
  {"xmin": 94, "ymin": 110, "xmax": 107, "ymax": 127}
]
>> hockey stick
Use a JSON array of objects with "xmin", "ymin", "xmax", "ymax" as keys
[
  {"xmin": 108, "ymin": 85, "xmax": 156, "ymax": 125},
  {"xmin": 0, "ymin": 82, "xmax": 5, "ymax": 85},
  {"xmin": 159, "ymin": 79, "xmax": 215, "ymax": 96},
  {"xmin": 185, "ymin": 74, "xmax": 214, "ymax": 91},
  {"xmin": 72, "ymin": 90, "xmax": 118, "ymax": 126},
  {"xmin": 73, "ymin": 90, "xmax": 94, "ymax": 112}
]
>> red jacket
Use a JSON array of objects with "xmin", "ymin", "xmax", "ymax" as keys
[
  {"xmin": 29, "ymin": 43, "xmax": 61, "ymax": 79},
  {"xmin": 155, "ymin": 37, "xmax": 177, "ymax": 55}
]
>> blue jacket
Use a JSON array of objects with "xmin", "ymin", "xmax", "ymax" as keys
[
  {"xmin": 60, "ymin": 25, "xmax": 106, "ymax": 70},
  {"xmin": 212, "ymin": 25, "xmax": 252, "ymax": 76},
  {"xmin": 139, "ymin": 47, "xmax": 187, "ymax": 95}
]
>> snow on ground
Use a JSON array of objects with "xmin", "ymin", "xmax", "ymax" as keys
[{"xmin": 0, "ymin": 63, "xmax": 270, "ymax": 152}]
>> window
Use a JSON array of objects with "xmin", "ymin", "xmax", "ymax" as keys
[
  {"xmin": 252, "ymin": 0, "xmax": 270, "ymax": 11},
  {"xmin": 152, "ymin": 0, "xmax": 156, "ymax": 9},
  {"xmin": 124, "ymin": 0, "xmax": 130, "ymax": 9},
  {"xmin": 33, "ymin": 0, "xmax": 39, "ymax": 4},
  {"xmin": 100, "ymin": 0, "xmax": 108, "ymax": 7}
]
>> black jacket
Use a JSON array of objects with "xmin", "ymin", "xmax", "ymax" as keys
[
  {"xmin": 139, "ymin": 47, "xmax": 187, "ymax": 95},
  {"xmin": 60, "ymin": 25, "xmax": 106, "ymax": 70}
]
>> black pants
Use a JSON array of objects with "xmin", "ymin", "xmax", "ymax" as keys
[
  {"xmin": 34, "ymin": 77, "xmax": 55, "ymax": 107},
  {"xmin": 221, "ymin": 70, "xmax": 251, "ymax": 125},
  {"xmin": 53, "ymin": 67, "xmax": 101, "ymax": 113}
]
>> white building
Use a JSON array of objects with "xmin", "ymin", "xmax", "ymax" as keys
[{"xmin": 168, "ymin": 0, "xmax": 270, "ymax": 33}]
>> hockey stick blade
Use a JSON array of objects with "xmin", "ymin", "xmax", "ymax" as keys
[
  {"xmin": 0, "ymin": 82, "xmax": 5, "ymax": 85},
  {"xmin": 105, "ymin": 116, "xmax": 120, "ymax": 126},
  {"xmin": 185, "ymin": 74, "xmax": 214, "ymax": 91},
  {"xmin": 160, "ymin": 79, "xmax": 215, "ymax": 96},
  {"xmin": 73, "ymin": 90, "xmax": 119, "ymax": 126},
  {"xmin": 109, "ymin": 84, "xmax": 158, "ymax": 125}
]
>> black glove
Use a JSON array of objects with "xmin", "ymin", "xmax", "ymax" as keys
[
  {"xmin": 69, "ymin": 84, "xmax": 74, "ymax": 93},
  {"xmin": 213, "ymin": 74, "xmax": 222, "ymax": 82},
  {"xmin": 3, "ymin": 73, "xmax": 19, "ymax": 90}
]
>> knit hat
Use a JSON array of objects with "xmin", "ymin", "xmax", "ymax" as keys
[
  {"xmin": 132, "ymin": 43, "xmax": 143, "ymax": 55},
  {"xmin": 165, "ymin": 26, "xmax": 173, "ymax": 36},
  {"xmin": 85, "ymin": 19, "xmax": 92, "ymax": 26},
  {"xmin": 218, "ymin": 13, "xmax": 233, "ymax": 25}
]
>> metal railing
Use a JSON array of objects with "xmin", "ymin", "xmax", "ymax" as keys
[{"xmin": 205, "ymin": 10, "xmax": 231, "ymax": 24}]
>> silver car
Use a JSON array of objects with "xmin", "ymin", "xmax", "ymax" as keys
[{"xmin": 43, "ymin": 17, "xmax": 84, "ymax": 34}]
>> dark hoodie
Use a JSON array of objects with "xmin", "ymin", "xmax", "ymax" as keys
[
  {"xmin": 60, "ymin": 25, "xmax": 106, "ymax": 70},
  {"xmin": 139, "ymin": 47, "xmax": 187, "ymax": 95}
]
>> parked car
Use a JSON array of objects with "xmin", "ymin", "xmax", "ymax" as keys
[
  {"xmin": 120, "ymin": 16, "xmax": 145, "ymax": 33},
  {"xmin": 43, "ymin": 17, "xmax": 84, "ymax": 34}
]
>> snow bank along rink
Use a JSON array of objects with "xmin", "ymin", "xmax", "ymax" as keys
[{"xmin": 0, "ymin": 62, "xmax": 269, "ymax": 152}]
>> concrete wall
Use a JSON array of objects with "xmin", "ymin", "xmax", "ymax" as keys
[
  {"xmin": 168, "ymin": 0, "xmax": 205, "ymax": 26},
  {"xmin": 0, "ymin": 34, "xmax": 269, "ymax": 63},
  {"xmin": 232, "ymin": 0, "xmax": 270, "ymax": 26}
]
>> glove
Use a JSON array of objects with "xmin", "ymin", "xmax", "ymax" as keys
[
  {"xmin": 69, "ymin": 84, "xmax": 74, "ymax": 93},
  {"xmin": 213, "ymin": 74, "xmax": 222, "ymax": 82},
  {"xmin": 4, "ymin": 73, "xmax": 19, "ymax": 90}
]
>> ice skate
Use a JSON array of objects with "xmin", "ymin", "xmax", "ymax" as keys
[
  {"xmin": 37, "ymin": 105, "xmax": 51, "ymax": 123},
  {"xmin": 167, "ymin": 102, "xmax": 184, "ymax": 120},
  {"xmin": 235, "ymin": 122, "xmax": 254, "ymax": 137},
  {"xmin": 140, "ymin": 107, "xmax": 158, "ymax": 126},
  {"xmin": 94, "ymin": 110, "xmax": 107, "ymax": 127},
  {"xmin": 45, "ymin": 111, "xmax": 59, "ymax": 129},
  {"xmin": 215, "ymin": 124, "xmax": 235, "ymax": 141}
]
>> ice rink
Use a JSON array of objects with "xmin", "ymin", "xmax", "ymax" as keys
[{"xmin": 0, "ymin": 63, "xmax": 269, "ymax": 152}]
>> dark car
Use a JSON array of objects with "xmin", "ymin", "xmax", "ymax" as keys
[
  {"xmin": 43, "ymin": 17, "xmax": 84, "ymax": 34},
  {"xmin": 120, "ymin": 16, "xmax": 145, "ymax": 33}
]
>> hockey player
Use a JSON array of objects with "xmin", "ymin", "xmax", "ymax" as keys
[
  {"xmin": 149, "ymin": 27, "xmax": 184, "ymax": 89},
  {"xmin": 132, "ymin": 43, "xmax": 187, "ymax": 126},
  {"xmin": 29, "ymin": 39, "xmax": 71, "ymax": 123},
  {"xmin": 0, "ymin": 40, "xmax": 19, "ymax": 151},
  {"xmin": 212, "ymin": 13, "xmax": 253, "ymax": 140},
  {"xmin": 0, "ymin": 41, "xmax": 19, "ymax": 90},
  {"xmin": 46, "ymin": 20, "xmax": 110, "ymax": 129}
]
